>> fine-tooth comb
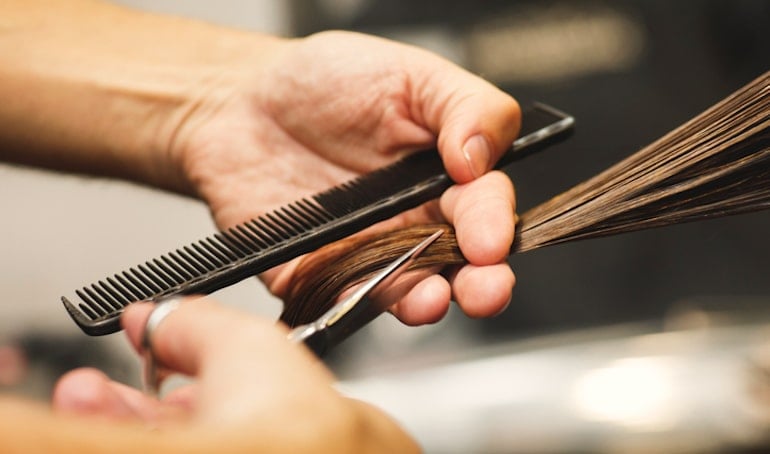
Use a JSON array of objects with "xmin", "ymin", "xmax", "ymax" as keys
[{"xmin": 62, "ymin": 103, "xmax": 575, "ymax": 335}]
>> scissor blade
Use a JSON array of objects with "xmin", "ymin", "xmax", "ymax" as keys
[{"xmin": 288, "ymin": 229, "xmax": 444, "ymax": 355}]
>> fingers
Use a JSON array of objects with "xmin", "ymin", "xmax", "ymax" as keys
[
  {"xmin": 391, "ymin": 263, "xmax": 514, "ymax": 324},
  {"xmin": 389, "ymin": 171, "xmax": 516, "ymax": 323},
  {"xmin": 438, "ymin": 170, "xmax": 516, "ymax": 318},
  {"xmin": 121, "ymin": 298, "xmax": 338, "ymax": 425},
  {"xmin": 413, "ymin": 57, "xmax": 521, "ymax": 184},
  {"xmin": 389, "ymin": 274, "xmax": 451, "ymax": 325},
  {"xmin": 452, "ymin": 263, "xmax": 515, "ymax": 318},
  {"xmin": 440, "ymin": 170, "xmax": 516, "ymax": 265},
  {"xmin": 121, "ymin": 299, "xmax": 296, "ymax": 378}
]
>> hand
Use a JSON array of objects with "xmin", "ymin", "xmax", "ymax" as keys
[
  {"xmin": 52, "ymin": 298, "xmax": 419, "ymax": 452},
  {"xmin": 1, "ymin": 4, "xmax": 518, "ymax": 324},
  {"xmin": 171, "ymin": 31, "xmax": 520, "ymax": 324}
]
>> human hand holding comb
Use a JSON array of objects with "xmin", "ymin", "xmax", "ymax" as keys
[
  {"xmin": 0, "ymin": 0, "xmax": 520, "ymax": 327},
  {"xmin": 176, "ymin": 31, "xmax": 521, "ymax": 325}
]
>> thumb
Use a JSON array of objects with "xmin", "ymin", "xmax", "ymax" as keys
[{"xmin": 414, "ymin": 57, "xmax": 521, "ymax": 183}]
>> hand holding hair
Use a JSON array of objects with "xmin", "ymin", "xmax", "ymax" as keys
[
  {"xmin": 0, "ymin": 0, "xmax": 520, "ymax": 327},
  {"xmin": 281, "ymin": 71, "xmax": 770, "ymax": 326}
]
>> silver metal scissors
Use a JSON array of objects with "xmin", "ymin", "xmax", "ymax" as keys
[{"xmin": 287, "ymin": 229, "xmax": 444, "ymax": 356}]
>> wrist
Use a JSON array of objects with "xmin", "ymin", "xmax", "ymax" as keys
[{"xmin": 160, "ymin": 34, "xmax": 291, "ymax": 198}]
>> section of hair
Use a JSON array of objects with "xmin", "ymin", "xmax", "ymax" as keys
[
  {"xmin": 280, "ymin": 224, "xmax": 463, "ymax": 326},
  {"xmin": 514, "ymin": 71, "xmax": 769, "ymax": 252}
]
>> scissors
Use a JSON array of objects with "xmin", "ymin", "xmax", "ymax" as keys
[
  {"xmin": 286, "ymin": 229, "xmax": 444, "ymax": 356},
  {"xmin": 142, "ymin": 229, "xmax": 443, "ymax": 395}
]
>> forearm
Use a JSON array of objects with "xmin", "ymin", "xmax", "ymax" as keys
[
  {"xmin": 0, "ymin": 397, "xmax": 419, "ymax": 453},
  {"xmin": 0, "ymin": 0, "xmax": 284, "ymax": 194},
  {"xmin": 0, "ymin": 397, "xmax": 179, "ymax": 453}
]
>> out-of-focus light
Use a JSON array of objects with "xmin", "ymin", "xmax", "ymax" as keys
[
  {"xmin": 318, "ymin": 0, "xmax": 370, "ymax": 22},
  {"xmin": 467, "ymin": 4, "xmax": 645, "ymax": 84},
  {"xmin": 573, "ymin": 356, "xmax": 682, "ymax": 431}
]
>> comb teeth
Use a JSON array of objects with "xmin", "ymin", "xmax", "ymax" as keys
[
  {"xmin": 63, "ymin": 197, "xmax": 340, "ymax": 335},
  {"xmin": 62, "ymin": 158, "xmax": 451, "ymax": 336},
  {"xmin": 63, "ymin": 103, "xmax": 574, "ymax": 335}
]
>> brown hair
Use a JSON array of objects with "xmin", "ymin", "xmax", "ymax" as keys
[{"xmin": 281, "ymin": 71, "xmax": 770, "ymax": 326}]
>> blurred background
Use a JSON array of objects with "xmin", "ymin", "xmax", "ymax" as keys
[{"xmin": 1, "ymin": 0, "xmax": 769, "ymax": 452}]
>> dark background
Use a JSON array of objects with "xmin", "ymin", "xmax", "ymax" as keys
[{"xmin": 289, "ymin": 0, "xmax": 770, "ymax": 340}]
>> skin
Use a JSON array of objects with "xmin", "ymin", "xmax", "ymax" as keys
[
  {"xmin": 171, "ymin": 31, "xmax": 520, "ymax": 323},
  {"xmin": 10, "ymin": 299, "xmax": 415, "ymax": 453},
  {"xmin": 0, "ymin": 1, "xmax": 519, "ymax": 325},
  {"xmin": 0, "ymin": 0, "xmax": 519, "ymax": 449}
]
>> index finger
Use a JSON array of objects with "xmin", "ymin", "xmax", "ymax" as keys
[{"xmin": 121, "ymin": 299, "xmax": 331, "ymax": 384}]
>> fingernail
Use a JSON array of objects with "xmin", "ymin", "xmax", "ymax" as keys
[{"xmin": 462, "ymin": 134, "xmax": 491, "ymax": 179}]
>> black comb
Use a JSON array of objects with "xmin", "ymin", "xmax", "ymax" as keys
[{"xmin": 62, "ymin": 103, "xmax": 574, "ymax": 335}]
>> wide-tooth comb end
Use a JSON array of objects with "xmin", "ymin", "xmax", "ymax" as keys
[{"xmin": 62, "ymin": 297, "xmax": 122, "ymax": 336}]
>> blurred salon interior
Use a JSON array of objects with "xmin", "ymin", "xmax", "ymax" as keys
[{"xmin": 1, "ymin": 0, "xmax": 769, "ymax": 452}]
